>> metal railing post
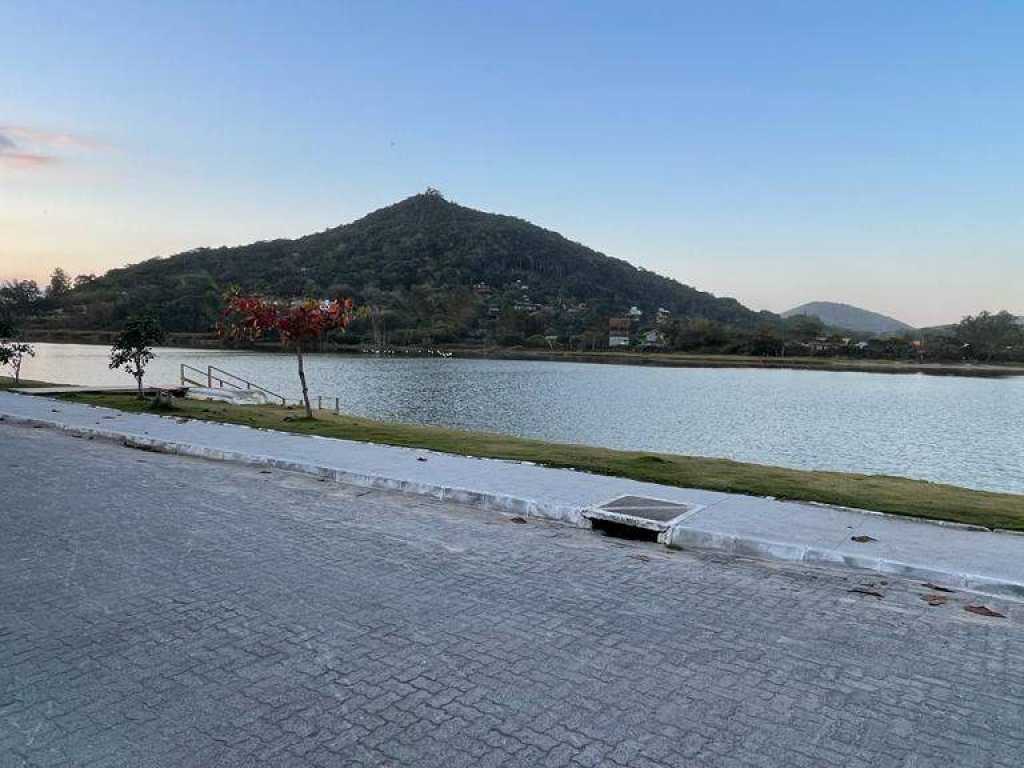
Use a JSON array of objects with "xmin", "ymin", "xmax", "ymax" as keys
[{"xmin": 206, "ymin": 366, "xmax": 212, "ymax": 388}]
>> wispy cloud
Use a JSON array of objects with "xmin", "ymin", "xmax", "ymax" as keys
[{"xmin": 0, "ymin": 124, "xmax": 105, "ymax": 169}]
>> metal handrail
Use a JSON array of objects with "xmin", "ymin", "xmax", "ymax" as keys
[
  {"xmin": 178, "ymin": 363, "xmax": 288, "ymax": 405},
  {"xmin": 177, "ymin": 364, "xmax": 347, "ymax": 412},
  {"xmin": 206, "ymin": 365, "xmax": 287, "ymax": 404},
  {"xmin": 207, "ymin": 368, "xmax": 288, "ymax": 409},
  {"xmin": 180, "ymin": 363, "xmax": 208, "ymax": 387}
]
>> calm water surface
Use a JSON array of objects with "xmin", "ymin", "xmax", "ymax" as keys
[{"xmin": 20, "ymin": 342, "xmax": 1024, "ymax": 494}]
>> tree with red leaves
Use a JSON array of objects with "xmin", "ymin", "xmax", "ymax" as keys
[{"xmin": 220, "ymin": 293, "xmax": 355, "ymax": 418}]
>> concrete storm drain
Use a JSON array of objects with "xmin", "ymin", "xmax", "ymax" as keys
[{"xmin": 584, "ymin": 495, "xmax": 699, "ymax": 542}]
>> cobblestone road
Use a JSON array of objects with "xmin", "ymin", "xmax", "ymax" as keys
[{"xmin": 2, "ymin": 425, "xmax": 1023, "ymax": 767}]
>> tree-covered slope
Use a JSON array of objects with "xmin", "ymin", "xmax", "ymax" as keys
[{"xmin": 64, "ymin": 191, "xmax": 773, "ymax": 336}]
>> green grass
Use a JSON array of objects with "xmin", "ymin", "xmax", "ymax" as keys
[
  {"xmin": 0, "ymin": 376, "xmax": 55, "ymax": 390},
  {"xmin": 51, "ymin": 391, "xmax": 1024, "ymax": 531}
]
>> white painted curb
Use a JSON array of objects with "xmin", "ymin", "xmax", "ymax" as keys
[
  {"xmin": 0, "ymin": 413, "xmax": 590, "ymax": 528},
  {"xmin": 5, "ymin": 410, "xmax": 1024, "ymax": 600},
  {"xmin": 665, "ymin": 527, "xmax": 1024, "ymax": 600}
]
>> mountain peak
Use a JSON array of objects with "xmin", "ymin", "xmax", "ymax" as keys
[
  {"xmin": 392, "ymin": 187, "xmax": 453, "ymax": 209},
  {"xmin": 67, "ymin": 194, "xmax": 768, "ymax": 335}
]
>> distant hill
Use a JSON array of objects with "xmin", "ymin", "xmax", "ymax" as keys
[
  {"xmin": 782, "ymin": 302, "xmax": 913, "ymax": 336},
  {"xmin": 60, "ymin": 190, "xmax": 774, "ymax": 337}
]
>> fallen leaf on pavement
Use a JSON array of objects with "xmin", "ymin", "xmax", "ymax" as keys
[
  {"xmin": 416, "ymin": 457, "xmax": 428, "ymax": 462},
  {"xmin": 848, "ymin": 588, "xmax": 883, "ymax": 598},
  {"xmin": 850, "ymin": 535, "xmax": 877, "ymax": 543},
  {"xmin": 508, "ymin": 516, "xmax": 528, "ymax": 524},
  {"xmin": 922, "ymin": 582, "xmax": 955, "ymax": 593},
  {"xmin": 922, "ymin": 594, "xmax": 948, "ymax": 606},
  {"xmin": 964, "ymin": 605, "xmax": 1006, "ymax": 618}
]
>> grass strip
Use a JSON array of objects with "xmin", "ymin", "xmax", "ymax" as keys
[
  {"xmin": 40, "ymin": 390, "xmax": 1024, "ymax": 531},
  {"xmin": 0, "ymin": 377, "xmax": 58, "ymax": 390}
]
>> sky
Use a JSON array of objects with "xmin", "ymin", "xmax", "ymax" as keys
[{"xmin": 2, "ymin": 1, "xmax": 1021, "ymax": 327}]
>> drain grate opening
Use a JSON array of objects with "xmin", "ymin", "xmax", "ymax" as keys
[
  {"xmin": 584, "ymin": 495, "xmax": 697, "ymax": 535},
  {"xmin": 590, "ymin": 517, "xmax": 660, "ymax": 542}
]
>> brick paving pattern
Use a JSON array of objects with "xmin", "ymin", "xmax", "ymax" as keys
[{"xmin": 2, "ymin": 425, "xmax": 1022, "ymax": 767}]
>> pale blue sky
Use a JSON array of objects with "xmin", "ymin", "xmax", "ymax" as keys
[{"xmin": 2, "ymin": 0, "xmax": 1021, "ymax": 325}]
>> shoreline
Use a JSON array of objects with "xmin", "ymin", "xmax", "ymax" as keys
[
  {"xmin": 451, "ymin": 347, "xmax": 1024, "ymax": 378},
  {"xmin": 4, "ymin": 376, "xmax": 1021, "ymax": 529},
  {"xmin": 20, "ymin": 329, "xmax": 1024, "ymax": 378}
]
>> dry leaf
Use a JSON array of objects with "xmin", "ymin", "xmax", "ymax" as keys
[
  {"xmin": 848, "ymin": 588, "xmax": 883, "ymax": 598},
  {"xmin": 922, "ymin": 582, "xmax": 955, "ymax": 593},
  {"xmin": 964, "ymin": 605, "xmax": 1005, "ymax": 618},
  {"xmin": 850, "ymin": 535, "xmax": 877, "ymax": 543},
  {"xmin": 508, "ymin": 516, "xmax": 528, "ymax": 524},
  {"xmin": 922, "ymin": 594, "xmax": 948, "ymax": 606}
]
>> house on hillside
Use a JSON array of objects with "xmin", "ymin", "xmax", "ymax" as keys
[
  {"xmin": 640, "ymin": 328, "xmax": 665, "ymax": 348},
  {"xmin": 609, "ymin": 317, "xmax": 631, "ymax": 347}
]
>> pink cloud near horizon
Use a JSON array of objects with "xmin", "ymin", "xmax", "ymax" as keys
[{"xmin": 0, "ymin": 124, "xmax": 107, "ymax": 169}]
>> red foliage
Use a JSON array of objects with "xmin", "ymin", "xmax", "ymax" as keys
[{"xmin": 220, "ymin": 294, "xmax": 355, "ymax": 345}]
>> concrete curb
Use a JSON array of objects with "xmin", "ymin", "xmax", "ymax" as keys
[
  {"xmin": 5, "ymin": 409, "xmax": 1024, "ymax": 601},
  {"xmin": 665, "ymin": 527, "xmax": 1024, "ymax": 600},
  {"xmin": 0, "ymin": 413, "xmax": 591, "ymax": 528}
]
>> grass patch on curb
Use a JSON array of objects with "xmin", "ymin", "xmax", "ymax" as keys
[{"xmin": 49, "ymin": 391, "xmax": 1024, "ymax": 531}]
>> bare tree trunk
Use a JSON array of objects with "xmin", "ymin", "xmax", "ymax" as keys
[
  {"xmin": 135, "ymin": 355, "xmax": 144, "ymax": 398},
  {"xmin": 296, "ymin": 345, "xmax": 312, "ymax": 418}
]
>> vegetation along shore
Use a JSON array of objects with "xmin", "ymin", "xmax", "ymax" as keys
[
  {"xmin": 6, "ymin": 193, "xmax": 1023, "ymax": 372},
  {"xmin": 18, "ymin": 330, "xmax": 1024, "ymax": 378}
]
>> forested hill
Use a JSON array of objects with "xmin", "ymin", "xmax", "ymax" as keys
[{"xmin": 62, "ymin": 191, "xmax": 773, "ymax": 339}]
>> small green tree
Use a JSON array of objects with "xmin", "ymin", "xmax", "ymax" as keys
[
  {"xmin": 110, "ymin": 315, "xmax": 165, "ymax": 397},
  {"xmin": 0, "ymin": 343, "xmax": 35, "ymax": 384},
  {"xmin": 0, "ymin": 321, "xmax": 35, "ymax": 385}
]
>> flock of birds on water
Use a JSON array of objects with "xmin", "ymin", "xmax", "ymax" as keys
[{"xmin": 361, "ymin": 347, "xmax": 454, "ymax": 358}]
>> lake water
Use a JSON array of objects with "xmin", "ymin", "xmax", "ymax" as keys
[{"xmin": 17, "ymin": 342, "xmax": 1024, "ymax": 495}]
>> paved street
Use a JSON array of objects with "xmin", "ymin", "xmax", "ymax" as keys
[
  {"xmin": 2, "ymin": 425, "xmax": 1023, "ymax": 767},
  {"xmin": 6, "ymin": 391, "xmax": 1024, "ymax": 596}
]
